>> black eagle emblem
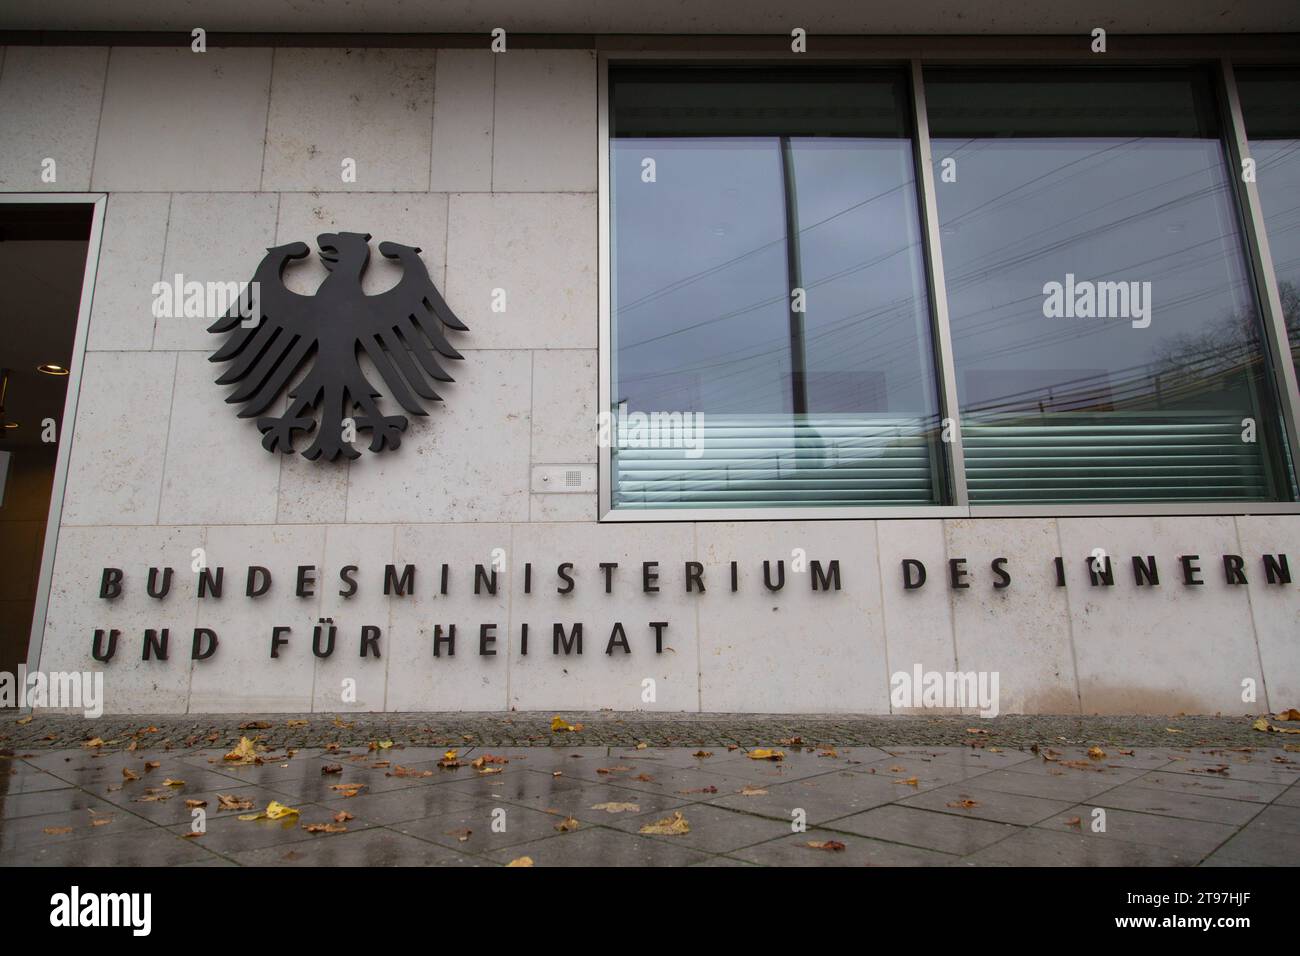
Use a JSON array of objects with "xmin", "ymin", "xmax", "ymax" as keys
[{"xmin": 207, "ymin": 232, "xmax": 467, "ymax": 461}]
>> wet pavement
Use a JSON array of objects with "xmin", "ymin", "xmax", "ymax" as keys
[{"xmin": 3, "ymin": 740, "xmax": 1297, "ymax": 866}]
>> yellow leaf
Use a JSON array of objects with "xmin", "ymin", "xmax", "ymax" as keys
[
  {"xmin": 1087, "ymin": 746, "xmax": 1106, "ymax": 760},
  {"xmin": 1253, "ymin": 717, "xmax": 1272, "ymax": 732},
  {"xmin": 16, "ymin": 716, "xmax": 33, "ymax": 725},
  {"xmin": 554, "ymin": 816, "xmax": 581, "ymax": 832},
  {"xmin": 162, "ymin": 778, "xmax": 185, "ymax": 787},
  {"xmin": 82, "ymin": 737, "xmax": 104, "ymax": 749},
  {"xmin": 639, "ymin": 811, "xmax": 690, "ymax": 836},
  {"xmin": 265, "ymin": 801, "xmax": 299, "ymax": 820},
  {"xmin": 507, "ymin": 856, "xmax": 534, "ymax": 867},
  {"xmin": 286, "ymin": 719, "xmax": 309, "ymax": 727},
  {"xmin": 223, "ymin": 736, "xmax": 260, "ymax": 764},
  {"xmin": 740, "ymin": 786, "xmax": 768, "ymax": 796},
  {"xmin": 747, "ymin": 748, "xmax": 785, "ymax": 761},
  {"xmin": 894, "ymin": 776, "xmax": 920, "ymax": 787}
]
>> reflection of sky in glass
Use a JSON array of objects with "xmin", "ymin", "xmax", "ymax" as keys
[
  {"xmin": 932, "ymin": 137, "xmax": 1257, "ymax": 414},
  {"xmin": 612, "ymin": 137, "xmax": 939, "ymax": 420}
]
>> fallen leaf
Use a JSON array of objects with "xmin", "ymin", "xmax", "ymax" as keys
[
  {"xmin": 390, "ymin": 764, "xmax": 434, "ymax": 778},
  {"xmin": 321, "ymin": 764, "xmax": 343, "ymax": 775},
  {"xmin": 330, "ymin": 783, "xmax": 366, "ymax": 798},
  {"xmin": 747, "ymin": 748, "xmax": 785, "ymax": 761},
  {"xmin": 894, "ymin": 777, "xmax": 920, "ymax": 787},
  {"xmin": 639, "ymin": 811, "xmax": 690, "ymax": 835},
  {"xmin": 1276, "ymin": 708, "xmax": 1300, "ymax": 722},
  {"xmin": 184, "ymin": 799, "xmax": 207, "ymax": 809},
  {"xmin": 286, "ymin": 719, "xmax": 309, "ymax": 727},
  {"xmin": 590, "ymin": 802, "xmax": 641, "ymax": 813},
  {"xmin": 122, "ymin": 768, "xmax": 139, "ymax": 782},
  {"xmin": 333, "ymin": 810, "xmax": 354, "ymax": 823},
  {"xmin": 43, "ymin": 826, "xmax": 73, "ymax": 835},
  {"xmin": 806, "ymin": 840, "xmax": 846, "ymax": 851},
  {"xmin": 239, "ymin": 721, "xmax": 271, "ymax": 730},
  {"xmin": 596, "ymin": 766, "xmax": 632, "ymax": 774},
  {"xmin": 223, "ymin": 737, "xmax": 261, "ymax": 765},
  {"xmin": 946, "ymin": 799, "xmax": 979, "ymax": 809},
  {"xmin": 1087, "ymin": 746, "xmax": 1106, "ymax": 760},
  {"xmin": 82, "ymin": 738, "xmax": 104, "ymax": 749},
  {"xmin": 550, "ymin": 715, "xmax": 584, "ymax": 733},
  {"xmin": 739, "ymin": 786, "xmax": 768, "ymax": 796},
  {"xmin": 16, "ymin": 716, "xmax": 33, "ymax": 725},
  {"xmin": 332, "ymin": 718, "xmax": 354, "ymax": 729},
  {"xmin": 507, "ymin": 856, "xmax": 534, "ymax": 867},
  {"xmin": 302, "ymin": 822, "xmax": 347, "ymax": 833},
  {"xmin": 90, "ymin": 817, "xmax": 112, "ymax": 827},
  {"xmin": 162, "ymin": 778, "xmax": 185, "ymax": 787},
  {"xmin": 692, "ymin": 750, "xmax": 713, "ymax": 759},
  {"xmin": 217, "ymin": 794, "xmax": 254, "ymax": 811},
  {"xmin": 677, "ymin": 785, "xmax": 718, "ymax": 794},
  {"xmin": 1066, "ymin": 817, "xmax": 1082, "ymax": 828},
  {"xmin": 445, "ymin": 827, "xmax": 472, "ymax": 842},
  {"xmin": 554, "ymin": 816, "xmax": 581, "ymax": 832}
]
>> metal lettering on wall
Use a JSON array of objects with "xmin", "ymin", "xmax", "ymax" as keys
[
  {"xmin": 82, "ymin": 550, "xmax": 1293, "ymax": 663},
  {"xmin": 208, "ymin": 232, "xmax": 467, "ymax": 460}
]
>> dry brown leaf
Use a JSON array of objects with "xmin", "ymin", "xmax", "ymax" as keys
[
  {"xmin": 739, "ymin": 786, "xmax": 768, "ymax": 796},
  {"xmin": 639, "ymin": 811, "xmax": 690, "ymax": 835},
  {"xmin": 692, "ymin": 750, "xmax": 713, "ymax": 759},
  {"xmin": 1276, "ymin": 708, "xmax": 1300, "ymax": 722},
  {"xmin": 162, "ymin": 778, "xmax": 185, "ymax": 787},
  {"xmin": 122, "ymin": 768, "xmax": 140, "ymax": 782},
  {"xmin": 184, "ymin": 799, "xmax": 207, "ymax": 809},
  {"xmin": 946, "ymin": 799, "xmax": 979, "ymax": 809},
  {"xmin": 1087, "ymin": 746, "xmax": 1106, "ymax": 760},
  {"xmin": 445, "ymin": 827, "xmax": 473, "ymax": 842},
  {"xmin": 806, "ymin": 840, "xmax": 846, "ymax": 851},
  {"xmin": 590, "ymin": 802, "xmax": 641, "ymax": 813},
  {"xmin": 554, "ymin": 816, "xmax": 581, "ymax": 832},
  {"xmin": 302, "ymin": 822, "xmax": 347, "ymax": 833},
  {"xmin": 895, "ymin": 776, "xmax": 920, "ymax": 787},
  {"xmin": 1066, "ymin": 816, "xmax": 1082, "ymax": 827},
  {"xmin": 44, "ymin": 826, "xmax": 73, "ymax": 835},
  {"xmin": 217, "ymin": 794, "xmax": 254, "ymax": 811}
]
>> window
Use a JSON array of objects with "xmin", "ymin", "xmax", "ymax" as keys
[
  {"xmin": 1236, "ymin": 67, "xmax": 1300, "ymax": 381},
  {"xmin": 926, "ymin": 68, "xmax": 1291, "ymax": 503},
  {"xmin": 603, "ymin": 62, "xmax": 1300, "ymax": 516},
  {"xmin": 609, "ymin": 69, "xmax": 947, "ymax": 510}
]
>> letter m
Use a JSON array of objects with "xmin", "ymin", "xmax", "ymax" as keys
[{"xmin": 384, "ymin": 564, "xmax": 415, "ymax": 596}]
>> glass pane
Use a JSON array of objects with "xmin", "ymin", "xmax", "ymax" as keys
[
  {"xmin": 1236, "ymin": 67, "xmax": 1300, "ymax": 382},
  {"xmin": 926, "ymin": 68, "xmax": 1293, "ymax": 504},
  {"xmin": 609, "ymin": 69, "xmax": 945, "ymax": 509}
]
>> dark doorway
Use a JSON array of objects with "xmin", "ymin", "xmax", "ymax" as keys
[{"xmin": 0, "ymin": 202, "xmax": 95, "ymax": 679}]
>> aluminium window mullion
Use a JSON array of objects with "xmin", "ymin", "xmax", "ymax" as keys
[
  {"xmin": 1219, "ymin": 57, "xmax": 1300, "ymax": 500},
  {"xmin": 908, "ymin": 59, "xmax": 969, "ymax": 508}
]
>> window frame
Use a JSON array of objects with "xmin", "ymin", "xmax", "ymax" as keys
[{"xmin": 597, "ymin": 43, "xmax": 1300, "ymax": 522}]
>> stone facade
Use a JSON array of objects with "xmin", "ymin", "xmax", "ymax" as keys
[{"xmin": 1, "ymin": 44, "xmax": 1297, "ymax": 714}]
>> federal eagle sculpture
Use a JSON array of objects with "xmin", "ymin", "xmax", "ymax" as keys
[{"xmin": 207, "ymin": 232, "xmax": 467, "ymax": 461}]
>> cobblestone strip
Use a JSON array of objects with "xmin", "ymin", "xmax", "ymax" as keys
[{"xmin": 0, "ymin": 712, "xmax": 1284, "ymax": 751}]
